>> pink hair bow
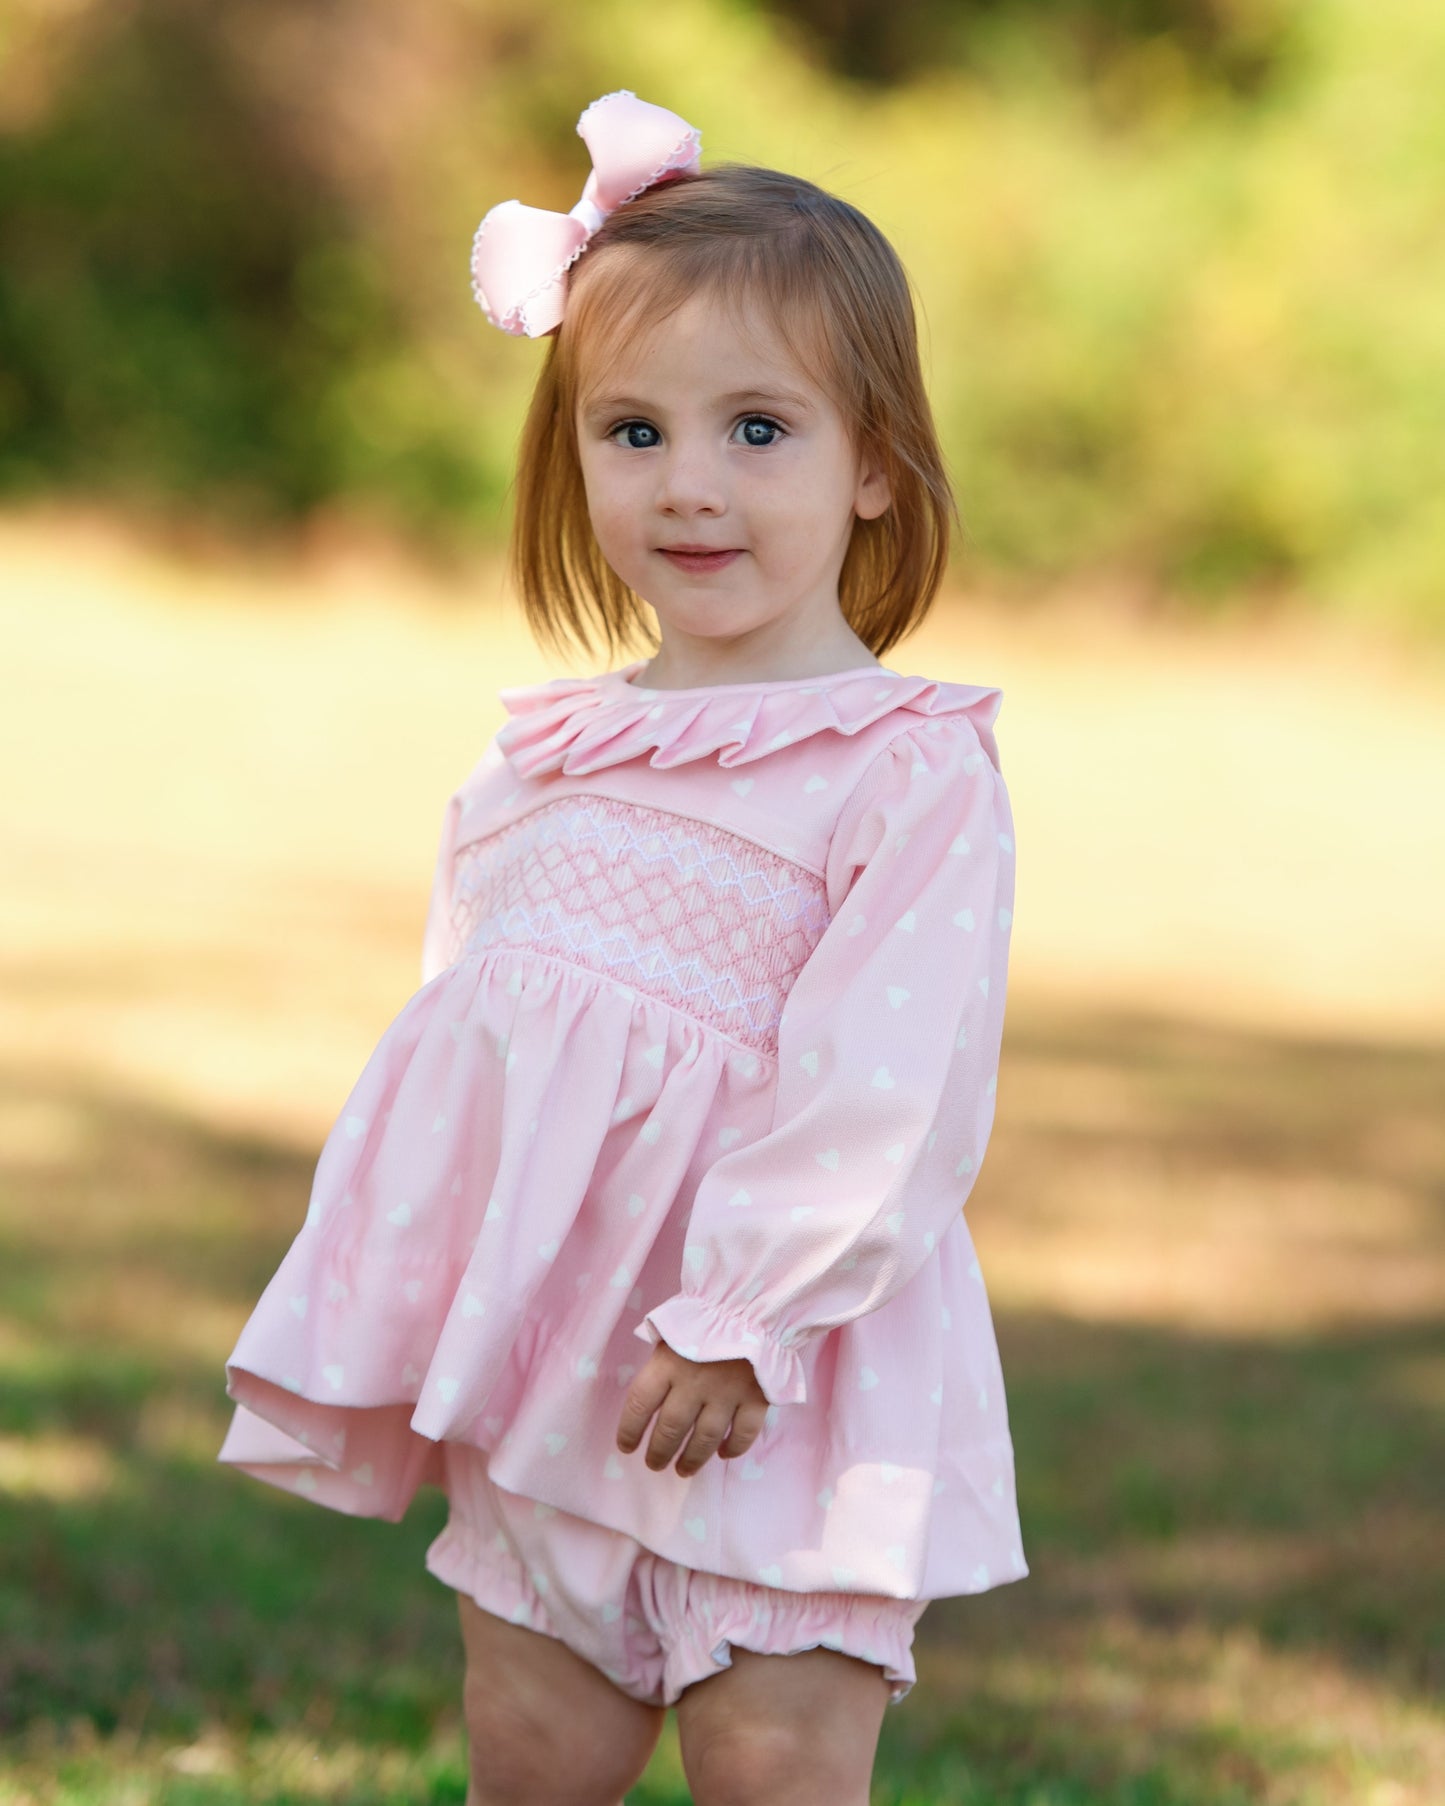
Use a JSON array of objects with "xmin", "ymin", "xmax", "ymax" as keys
[{"xmin": 470, "ymin": 90, "xmax": 702, "ymax": 339}]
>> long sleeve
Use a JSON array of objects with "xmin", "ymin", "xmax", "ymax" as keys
[
  {"xmin": 421, "ymin": 788, "xmax": 465, "ymax": 986},
  {"xmin": 634, "ymin": 713, "xmax": 1016, "ymax": 1406},
  {"xmin": 420, "ymin": 747, "xmax": 509, "ymax": 986}
]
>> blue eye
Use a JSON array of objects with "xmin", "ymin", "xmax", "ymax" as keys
[
  {"xmin": 612, "ymin": 421, "xmax": 661, "ymax": 450},
  {"xmin": 607, "ymin": 415, "xmax": 786, "ymax": 450}
]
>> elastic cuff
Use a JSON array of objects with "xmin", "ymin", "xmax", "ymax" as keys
[
  {"xmin": 633, "ymin": 1295, "xmax": 807, "ymax": 1406},
  {"xmin": 660, "ymin": 1579, "xmax": 925, "ymax": 1707}
]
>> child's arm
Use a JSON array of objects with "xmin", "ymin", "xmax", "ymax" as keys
[
  {"xmin": 632, "ymin": 710, "xmax": 1015, "ymax": 1408},
  {"xmin": 420, "ymin": 747, "xmax": 508, "ymax": 986},
  {"xmin": 421, "ymin": 786, "xmax": 465, "ymax": 985}
]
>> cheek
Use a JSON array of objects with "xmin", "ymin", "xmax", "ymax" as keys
[
  {"xmin": 578, "ymin": 462, "xmax": 631, "ymax": 543},
  {"xmin": 744, "ymin": 456, "xmax": 850, "ymax": 548},
  {"xmin": 582, "ymin": 456, "xmax": 642, "ymax": 518},
  {"xmin": 587, "ymin": 494, "xmax": 642, "ymax": 560}
]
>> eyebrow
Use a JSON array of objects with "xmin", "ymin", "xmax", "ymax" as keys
[{"xmin": 581, "ymin": 388, "xmax": 815, "ymax": 420}]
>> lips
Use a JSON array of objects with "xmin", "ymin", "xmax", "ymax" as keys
[{"xmin": 658, "ymin": 547, "xmax": 743, "ymax": 573}]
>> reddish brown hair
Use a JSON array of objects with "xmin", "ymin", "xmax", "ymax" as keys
[{"xmin": 509, "ymin": 162, "xmax": 959, "ymax": 663}]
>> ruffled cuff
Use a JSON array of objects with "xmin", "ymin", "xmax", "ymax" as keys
[{"xmin": 634, "ymin": 1295, "xmax": 808, "ymax": 1406}]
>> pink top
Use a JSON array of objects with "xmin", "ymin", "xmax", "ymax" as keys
[{"xmin": 218, "ymin": 658, "xmax": 1027, "ymax": 1603}]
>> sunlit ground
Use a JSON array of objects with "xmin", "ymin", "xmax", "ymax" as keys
[{"xmin": 2, "ymin": 505, "xmax": 1442, "ymax": 1803}]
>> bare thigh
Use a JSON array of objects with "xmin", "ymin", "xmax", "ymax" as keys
[
  {"xmin": 675, "ymin": 1645, "xmax": 893, "ymax": 1806},
  {"xmin": 456, "ymin": 1592, "xmax": 665, "ymax": 1806}
]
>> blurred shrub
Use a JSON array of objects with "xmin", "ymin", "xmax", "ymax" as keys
[
  {"xmin": 0, "ymin": 0, "xmax": 532, "ymax": 549},
  {"xmin": 753, "ymin": 0, "xmax": 1295, "ymax": 94},
  {"xmin": 0, "ymin": 0, "xmax": 1440, "ymax": 631}
]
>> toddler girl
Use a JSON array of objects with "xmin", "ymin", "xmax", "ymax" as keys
[{"xmin": 219, "ymin": 90, "xmax": 1026, "ymax": 1806}]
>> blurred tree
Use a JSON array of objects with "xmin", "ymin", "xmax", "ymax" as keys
[
  {"xmin": 0, "ymin": 3, "xmax": 339, "ymax": 513},
  {"xmin": 0, "ymin": 0, "xmax": 1439, "ymax": 634},
  {"xmin": 0, "ymin": 0, "xmax": 516, "ymax": 543},
  {"xmin": 754, "ymin": 0, "xmax": 1297, "ymax": 96}
]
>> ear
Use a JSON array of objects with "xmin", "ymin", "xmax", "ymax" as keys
[{"xmin": 853, "ymin": 442, "xmax": 891, "ymax": 521}]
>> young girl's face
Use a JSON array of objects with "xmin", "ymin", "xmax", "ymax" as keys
[{"xmin": 573, "ymin": 287, "xmax": 890, "ymax": 666}]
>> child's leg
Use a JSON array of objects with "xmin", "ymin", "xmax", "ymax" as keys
[
  {"xmin": 674, "ymin": 1645, "xmax": 892, "ymax": 1806},
  {"xmin": 457, "ymin": 1593, "xmax": 665, "ymax": 1806}
]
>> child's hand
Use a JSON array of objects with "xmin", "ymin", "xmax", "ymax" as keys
[{"xmin": 616, "ymin": 1344, "xmax": 770, "ymax": 1478}]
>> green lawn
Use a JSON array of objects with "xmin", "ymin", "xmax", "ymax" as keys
[
  {"xmin": 1, "ymin": 529, "xmax": 1441, "ymax": 1801},
  {"xmin": 3, "ymin": 1004, "xmax": 1440, "ymax": 1804}
]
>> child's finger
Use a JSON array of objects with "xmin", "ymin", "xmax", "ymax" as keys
[
  {"xmin": 644, "ymin": 1398, "xmax": 700, "ymax": 1472},
  {"xmin": 716, "ymin": 1400, "xmax": 769, "ymax": 1459},
  {"xmin": 674, "ymin": 1406, "xmax": 735, "ymax": 1478},
  {"xmin": 615, "ymin": 1368, "xmax": 671, "ymax": 1453}
]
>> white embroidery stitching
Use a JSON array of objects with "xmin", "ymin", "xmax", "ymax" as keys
[{"xmin": 445, "ymin": 797, "xmax": 829, "ymax": 1050}]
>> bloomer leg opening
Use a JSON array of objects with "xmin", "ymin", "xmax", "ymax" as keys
[
  {"xmin": 425, "ymin": 1438, "xmax": 669, "ymax": 1707},
  {"xmin": 657, "ymin": 1579, "xmax": 925, "ymax": 1709}
]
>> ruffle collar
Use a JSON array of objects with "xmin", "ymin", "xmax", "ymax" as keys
[{"xmin": 494, "ymin": 658, "xmax": 1003, "ymax": 777}]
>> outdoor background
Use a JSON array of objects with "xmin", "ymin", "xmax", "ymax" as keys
[{"xmin": 1, "ymin": 0, "xmax": 1442, "ymax": 1801}]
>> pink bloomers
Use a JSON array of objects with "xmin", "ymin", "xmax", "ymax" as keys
[{"xmin": 426, "ymin": 1442, "xmax": 927, "ymax": 1706}]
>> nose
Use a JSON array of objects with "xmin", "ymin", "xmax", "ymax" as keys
[{"xmin": 654, "ymin": 439, "xmax": 726, "ymax": 518}]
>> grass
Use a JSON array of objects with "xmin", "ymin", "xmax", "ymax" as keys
[{"xmin": 1, "ymin": 510, "xmax": 1442, "ymax": 1801}]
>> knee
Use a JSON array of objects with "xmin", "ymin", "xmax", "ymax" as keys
[{"xmin": 685, "ymin": 1721, "xmax": 846, "ymax": 1806}]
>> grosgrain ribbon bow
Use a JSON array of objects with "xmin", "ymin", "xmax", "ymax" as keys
[{"xmin": 470, "ymin": 90, "xmax": 702, "ymax": 339}]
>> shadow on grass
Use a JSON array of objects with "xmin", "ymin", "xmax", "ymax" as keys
[{"xmin": 1, "ymin": 1001, "xmax": 1441, "ymax": 1802}]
